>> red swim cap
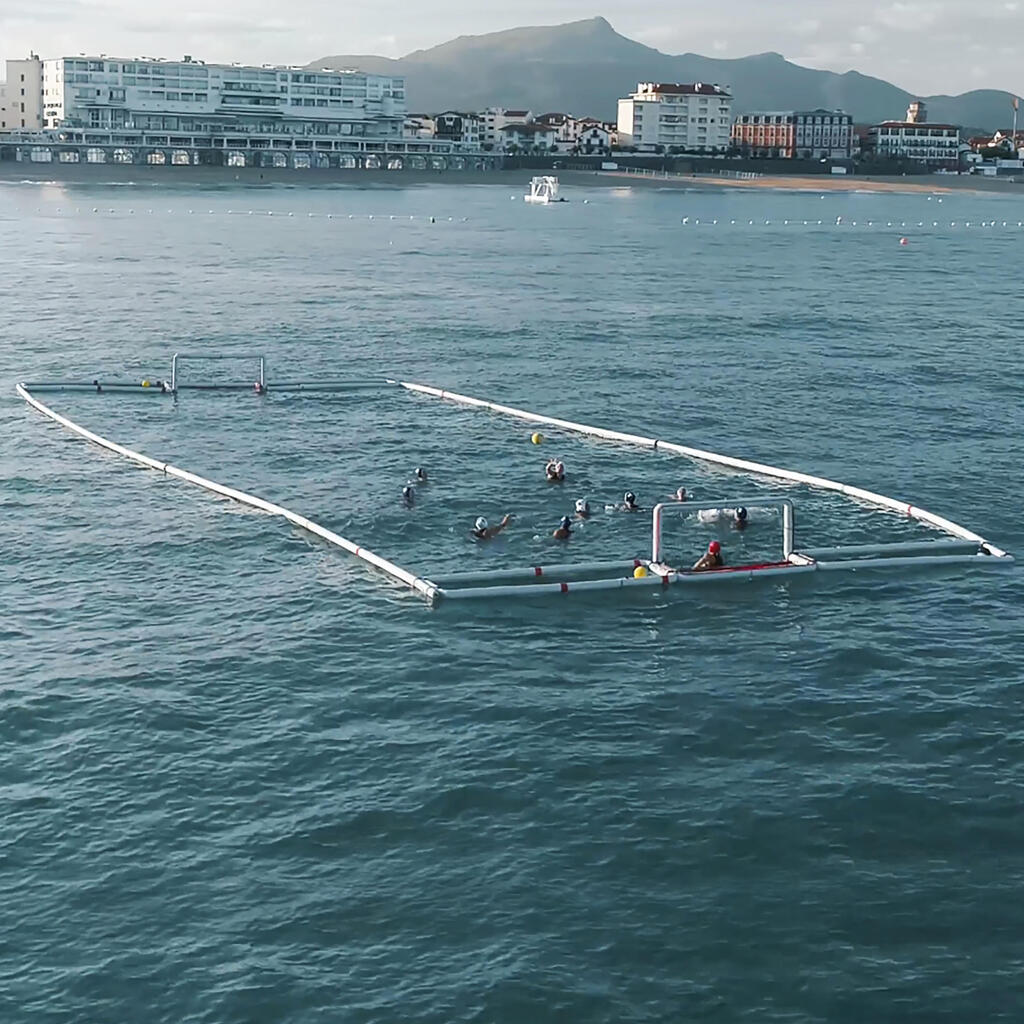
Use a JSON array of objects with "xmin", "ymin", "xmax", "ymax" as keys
[{"xmin": 709, "ymin": 540, "xmax": 721, "ymax": 554}]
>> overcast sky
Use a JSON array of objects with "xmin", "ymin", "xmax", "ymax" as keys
[{"xmin": 2, "ymin": 1, "xmax": 1021, "ymax": 96}]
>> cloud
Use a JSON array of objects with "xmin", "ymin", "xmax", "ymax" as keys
[{"xmin": 874, "ymin": 2, "xmax": 942, "ymax": 30}]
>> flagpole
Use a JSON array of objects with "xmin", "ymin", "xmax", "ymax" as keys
[{"xmin": 1013, "ymin": 96, "xmax": 1019, "ymax": 154}]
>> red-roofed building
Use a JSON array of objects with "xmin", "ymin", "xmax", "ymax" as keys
[{"xmin": 617, "ymin": 82, "xmax": 732, "ymax": 152}]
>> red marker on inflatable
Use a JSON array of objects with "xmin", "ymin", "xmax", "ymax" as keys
[{"xmin": 899, "ymin": 237, "xmax": 909, "ymax": 246}]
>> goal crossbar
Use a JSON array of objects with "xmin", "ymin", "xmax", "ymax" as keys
[
  {"xmin": 651, "ymin": 497, "xmax": 795, "ymax": 565},
  {"xmin": 170, "ymin": 351, "xmax": 266, "ymax": 393}
]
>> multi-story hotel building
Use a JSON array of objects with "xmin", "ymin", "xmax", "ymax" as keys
[
  {"xmin": 866, "ymin": 103, "xmax": 960, "ymax": 169},
  {"xmin": 794, "ymin": 110, "xmax": 853, "ymax": 158},
  {"xmin": 616, "ymin": 82, "xmax": 732, "ymax": 153},
  {"xmin": 731, "ymin": 109, "xmax": 854, "ymax": 159},
  {"xmin": 730, "ymin": 111, "xmax": 795, "ymax": 157},
  {"xmin": 41, "ymin": 55, "xmax": 405, "ymax": 137},
  {"xmin": 866, "ymin": 121, "xmax": 961, "ymax": 168},
  {"xmin": 2, "ymin": 53, "xmax": 499, "ymax": 170}
]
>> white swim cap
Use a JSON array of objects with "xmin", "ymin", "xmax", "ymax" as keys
[
  {"xmin": 474, "ymin": 516, "xmax": 488, "ymax": 532},
  {"xmin": 575, "ymin": 498, "xmax": 589, "ymax": 513}
]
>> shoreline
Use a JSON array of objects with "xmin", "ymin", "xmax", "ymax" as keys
[{"xmin": 1, "ymin": 162, "xmax": 1020, "ymax": 195}]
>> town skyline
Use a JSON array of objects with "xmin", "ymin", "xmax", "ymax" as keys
[{"xmin": 2, "ymin": 3, "xmax": 1022, "ymax": 98}]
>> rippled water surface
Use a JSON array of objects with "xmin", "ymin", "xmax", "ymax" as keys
[{"xmin": 2, "ymin": 178, "xmax": 1023, "ymax": 1023}]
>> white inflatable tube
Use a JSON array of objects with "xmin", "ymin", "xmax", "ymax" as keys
[
  {"xmin": 438, "ymin": 573, "xmax": 666, "ymax": 601},
  {"xmin": 400, "ymin": 382, "xmax": 1012, "ymax": 562},
  {"xmin": 813, "ymin": 553, "xmax": 992, "ymax": 572},
  {"xmin": 17, "ymin": 383, "xmax": 439, "ymax": 603},
  {"xmin": 431, "ymin": 559, "xmax": 642, "ymax": 585},
  {"xmin": 675, "ymin": 563, "xmax": 817, "ymax": 584},
  {"xmin": 800, "ymin": 539, "xmax": 980, "ymax": 559}
]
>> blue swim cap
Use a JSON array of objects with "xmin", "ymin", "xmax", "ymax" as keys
[
  {"xmin": 737, "ymin": 506, "xmax": 748, "ymax": 520},
  {"xmin": 560, "ymin": 516, "xmax": 572, "ymax": 529}
]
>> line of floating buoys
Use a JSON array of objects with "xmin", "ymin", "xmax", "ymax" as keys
[{"xmin": 677, "ymin": 219, "xmax": 1024, "ymax": 230}]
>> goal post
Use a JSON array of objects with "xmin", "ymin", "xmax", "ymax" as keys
[
  {"xmin": 170, "ymin": 351, "xmax": 266, "ymax": 393},
  {"xmin": 651, "ymin": 497, "xmax": 795, "ymax": 565}
]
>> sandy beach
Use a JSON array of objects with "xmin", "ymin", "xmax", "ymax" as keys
[
  {"xmin": 1, "ymin": 161, "xmax": 1020, "ymax": 195},
  {"xmin": 562, "ymin": 169, "xmax": 1024, "ymax": 195}
]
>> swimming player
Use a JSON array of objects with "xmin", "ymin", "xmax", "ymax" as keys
[
  {"xmin": 414, "ymin": 467, "xmax": 428, "ymax": 484},
  {"xmin": 472, "ymin": 513, "xmax": 514, "ymax": 540},
  {"xmin": 673, "ymin": 487, "xmax": 688, "ymax": 502},
  {"xmin": 402, "ymin": 485, "xmax": 415, "ymax": 507},
  {"xmin": 574, "ymin": 498, "xmax": 592, "ymax": 520},
  {"xmin": 734, "ymin": 506, "xmax": 748, "ymax": 531},
  {"xmin": 621, "ymin": 491, "xmax": 641, "ymax": 512},
  {"xmin": 692, "ymin": 540, "xmax": 724, "ymax": 571},
  {"xmin": 545, "ymin": 459, "xmax": 566, "ymax": 482},
  {"xmin": 552, "ymin": 516, "xmax": 573, "ymax": 540}
]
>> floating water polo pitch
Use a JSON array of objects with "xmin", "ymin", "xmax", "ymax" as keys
[{"xmin": 17, "ymin": 353, "xmax": 1014, "ymax": 605}]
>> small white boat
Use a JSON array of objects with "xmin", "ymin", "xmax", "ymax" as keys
[{"xmin": 524, "ymin": 176, "xmax": 566, "ymax": 204}]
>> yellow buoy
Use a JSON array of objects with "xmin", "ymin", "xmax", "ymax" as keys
[
  {"xmin": 141, "ymin": 379, "xmax": 150, "ymax": 387},
  {"xmin": 531, "ymin": 432, "xmax": 544, "ymax": 445},
  {"xmin": 633, "ymin": 565, "xmax": 648, "ymax": 579}
]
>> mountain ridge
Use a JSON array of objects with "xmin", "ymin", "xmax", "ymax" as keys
[{"xmin": 310, "ymin": 16, "xmax": 1015, "ymax": 129}]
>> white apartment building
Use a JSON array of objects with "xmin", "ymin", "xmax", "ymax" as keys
[
  {"xmin": 617, "ymin": 82, "xmax": 732, "ymax": 152},
  {"xmin": 576, "ymin": 122, "xmax": 612, "ymax": 154},
  {"xmin": 480, "ymin": 107, "xmax": 532, "ymax": 148},
  {"xmin": 1, "ymin": 55, "xmax": 44, "ymax": 131},
  {"xmin": 40, "ymin": 55, "xmax": 405, "ymax": 138},
  {"xmin": 500, "ymin": 122, "xmax": 557, "ymax": 152}
]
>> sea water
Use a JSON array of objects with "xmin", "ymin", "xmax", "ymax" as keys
[{"xmin": 2, "ymin": 179, "xmax": 1023, "ymax": 1023}]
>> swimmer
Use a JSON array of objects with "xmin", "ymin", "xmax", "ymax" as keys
[
  {"xmin": 692, "ymin": 540, "xmax": 724, "ymax": 572},
  {"xmin": 253, "ymin": 380, "xmax": 266, "ymax": 395},
  {"xmin": 402, "ymin": 485, "xmax": 414, "ymax": 507},
  {"xmin": 606, "ymin": 491, "xmax": 643, "ymax": 512},
  {"xmin": 734, "ymin": 506, "xmax": 748, "ymax": 531},
  {"xmin": 696, "ymin": 508, "xmax": 726, "ymax": 524},
  {"xmin": 414, "ymin": 467, "xmax": 428, "ymax": 484},
  {"xmin": 574, "ymin": 498, "xmax": 592, "ymax": 520},
  {"xmin": 545, "ymin": 459, "xmax": 566, "ymax": 482},
  {"xmin": 552, "ymin": 515, "xmax": 573, "ymax": 540},
  {"xmin": 472, "ymin": 513, "xmax": 514, "ymax": 540},
  {"xmin": 673, "ymin": 486, "xmax": 688, "ymax": 502}
]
